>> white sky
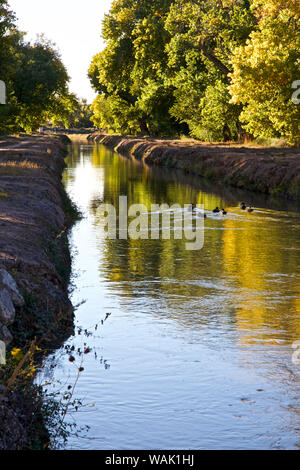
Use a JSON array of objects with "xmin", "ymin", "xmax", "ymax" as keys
[{"xmin": 9, "ymin": 0, "xmax": 113, "ymax": 103}]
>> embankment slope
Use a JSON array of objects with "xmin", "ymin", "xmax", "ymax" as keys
[{"xmin": 0, "ymin": 134, "xmax": 76, "ymax": 449}]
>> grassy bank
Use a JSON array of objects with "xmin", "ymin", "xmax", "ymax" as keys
[
  {"xmin": 88, "ymin": 133, "xmax": 300, "ymax": 201},
  {"xmin": 0, "ymin": 134, "xmax": 80, "ymax": 449}
]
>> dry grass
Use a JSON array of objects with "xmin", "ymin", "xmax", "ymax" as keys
[
  {"xmin": 0, "ymin": 160, "xmax": 42, "ymax": 169},
  {"xmin": 246, "ymin": 137, "xmax": 292, "ymax": 148},
  {"xmin": 0, "ymin": 160, "xmax": 43, "ymax": 176}
]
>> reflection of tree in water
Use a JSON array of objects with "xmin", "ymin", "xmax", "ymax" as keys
[{"xmin": 73, "ymin": 143, "xmax": 300, "ymax": 346}]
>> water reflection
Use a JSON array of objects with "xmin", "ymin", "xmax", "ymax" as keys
[
  {"xmin": 59, "ymin": 143, "xmax": 300, "ymax": 449},
  {"xmin": 67, "ymin": 144, "xmax": 300, "ymax": 346}
]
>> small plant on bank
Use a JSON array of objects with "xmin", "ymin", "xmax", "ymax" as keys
[{"xmin": 0, "ymin": 311, "xmax": 112, "ymax": 449}]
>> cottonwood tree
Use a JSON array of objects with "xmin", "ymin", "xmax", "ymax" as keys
[
  {"xmin": 1, "ymin": 3, "xmax": 75, "ymax": 133},
  {"xmin": 164, "ymin": 0, "xmax": 256, "ymax": 141}
]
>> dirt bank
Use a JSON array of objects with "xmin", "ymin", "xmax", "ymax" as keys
[
  {"xmin": 0, "ymin": 134, "xmax": 77, "ymax": 449},
  {"xmin": 88, "ymin": 133, "xmax": 300, "ymax": 200}
]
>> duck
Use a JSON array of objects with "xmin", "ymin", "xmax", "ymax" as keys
[
  {"xmin": 247, "ymin": 206, "xmax": 254, "ymax": 213},
  {"xmin": 212, "ymin": 207, "xmax": 220, "ymax": 213},
  {"xmin": 221, "ymin": 208, "xmax": 227, "ymax": 215},
  {"xmin": 240, "ymin": 202, "xmax": 247, "ymax": 210}
]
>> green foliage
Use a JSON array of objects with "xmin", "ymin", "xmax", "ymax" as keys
[
  {"xmin": 0, "ymin": 0, "xmax": 17, "ymax": 72},
  {"xmin": 68, "ymin": 98, "xmax": 93, "ymax": 128},
  {"xmin": 89, "ymin": 0, "xmax": 299, "ymax": 143},
  {"xmin": 89, "ymin": 0, "xmax": 181, "ymax": 136},
  {"xmin": 91, "ymin": 94, "xmax": 140, "ymax": 134},
  {"xmin": 165, "ymin": 0, "xmax": 256, "ymax": 141},
  {"xmin": 0, "ymin": 6, "xmax": 75, "ymax": 134},
  {"xmin": 229, "ymin": 0, "xmax": 300, "ymax": 144},
  {"xmin": 189, "ymin": 81, "xmax": 241, "ymax": 141},
  {"xmin": 49, "ymin": 96, "xmax": 93, "ymax": 129}
]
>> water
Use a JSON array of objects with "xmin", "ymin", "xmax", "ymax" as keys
[{"xmin": 41, "ymin": 143, "xmax": 300, "ymax": 450}]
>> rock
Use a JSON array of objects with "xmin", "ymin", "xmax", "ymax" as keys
[
  {"xmin": 0, "ymin": 323, "xmax": 13, "ymax": 345},
  {"xmin": 0, "ymin": 269, "xmax": 24, "ymax": 307},
  {"xmin": 0, "ymin": 289, "xmax": 15, "ymax": 326}
]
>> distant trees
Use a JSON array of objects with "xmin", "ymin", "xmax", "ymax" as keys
[
  {"xmin": 89, "ymin": 0, "xmax": 300, "ymax": 143},
  {"xmin": 66, "ymin": 98, "xmax": 93, "ymax": 129},
  {"xmin": 0, "ymin": 2, "xmax": 78, "ymax": 133},
  {"xmin": 52, "ymin": 97, "xmax": 93, "ymax": 129}
]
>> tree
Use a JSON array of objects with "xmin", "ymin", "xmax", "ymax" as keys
[
  {"xmin": 89, "ymin": 0, "xmax": 299, "ymax": 142},
  {"xmin": 53, "ymin": 97, "xmax": 93, "ymax": 129},
  {"xmin": 11, "ymin": 37, "xmax": 72, "ymax": 132},
  {"xmin": 0, "ymin": 0, "xmax": 20, "ymax": 133},
  {"xmin": 1, "ymin": 3, "xmax": 75, "ymax": 134},
  {"xmin": 229, "ymin": 0, "xmax": 300, "ymax": 143},
  {"xmin": 0, "ymin": 0, "xmax": 15, "ymax": 65}
]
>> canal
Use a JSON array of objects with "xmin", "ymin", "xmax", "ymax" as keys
[{"xmin": 41, "ymin": 142, "xmax": 300, "ymax": 450}]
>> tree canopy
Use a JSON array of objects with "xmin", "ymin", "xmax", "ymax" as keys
[
  {"xmin": 89, "ymin": 0, "xmax": 300, "ymax": 143},
  {"xmin": 89, "ymin": 0, "xmax": 180, "ymax": 136},
  {"xmin": 229, "ymin": 0, "xmax": 300, "ymax": 142}
]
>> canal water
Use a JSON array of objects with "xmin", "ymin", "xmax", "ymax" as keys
[{"xmin": 41, "ymin": 143, "xmax": 300, "ymax": 450}]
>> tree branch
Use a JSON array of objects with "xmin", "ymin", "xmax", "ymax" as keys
[{"xmin": 198, "ymin": 39, "xmax": 231, "ymax": 76}]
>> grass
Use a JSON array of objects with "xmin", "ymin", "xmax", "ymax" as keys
[
  {"xmin": 0, "ymin": 341, "xmax": 50, "ymax": 450},
  {"xmin": 0, "ymin": 335, "xmax": 89, "ymax": 449},
  {"xmin": 0, "ymin": 160, "xmax": 43, "ymax": 176}
]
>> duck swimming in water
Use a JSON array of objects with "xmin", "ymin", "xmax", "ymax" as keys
[
  {"xmin": 221, "ymin": 209, "xmax": 227, "ymax": 215},
  {"xmin": 240, "ymin": 202, "xmax": 247, "ymax": 210},
  {"xmin": 247, "ymin": 206, "xmax": 254, "ymax": 213},
  {"xmin": 213, "ymin": 207, "xmax": 220, "ymax": 213}
]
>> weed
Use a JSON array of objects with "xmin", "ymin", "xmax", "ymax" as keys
[
  {"xmin": 0, "ymin": 339, "xmax": 89, "ymax": 449},
  {"xmin": 47, "ymin": 234, "xmax": 71, "ymax": 283},
  {"xmin": 60, "ymin": 188, "xmax": 82, "ymax": 224},
  {"xmin": 0, "ymin": 160, "xmax": 42, "ymax": 169}
]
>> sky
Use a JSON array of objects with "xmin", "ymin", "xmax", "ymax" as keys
[{"xmin": 9, "ymin": 0, "xmax": 113, "ymax": 103}]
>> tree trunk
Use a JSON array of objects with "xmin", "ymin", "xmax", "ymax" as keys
[
  {"xmin": 198, "ymin": 40, "xmax": 231, "ymax": 77},
  {"xmin": 236, "ymin": 120, "xmax": 253, "ymax": 143},
  {"xmin": 138, "ymin": 118, "xmax": 150, "ymax": 136},
  {"xmin": 223, "ymin": 123, "xmax": 232, "ymax": 142}
]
